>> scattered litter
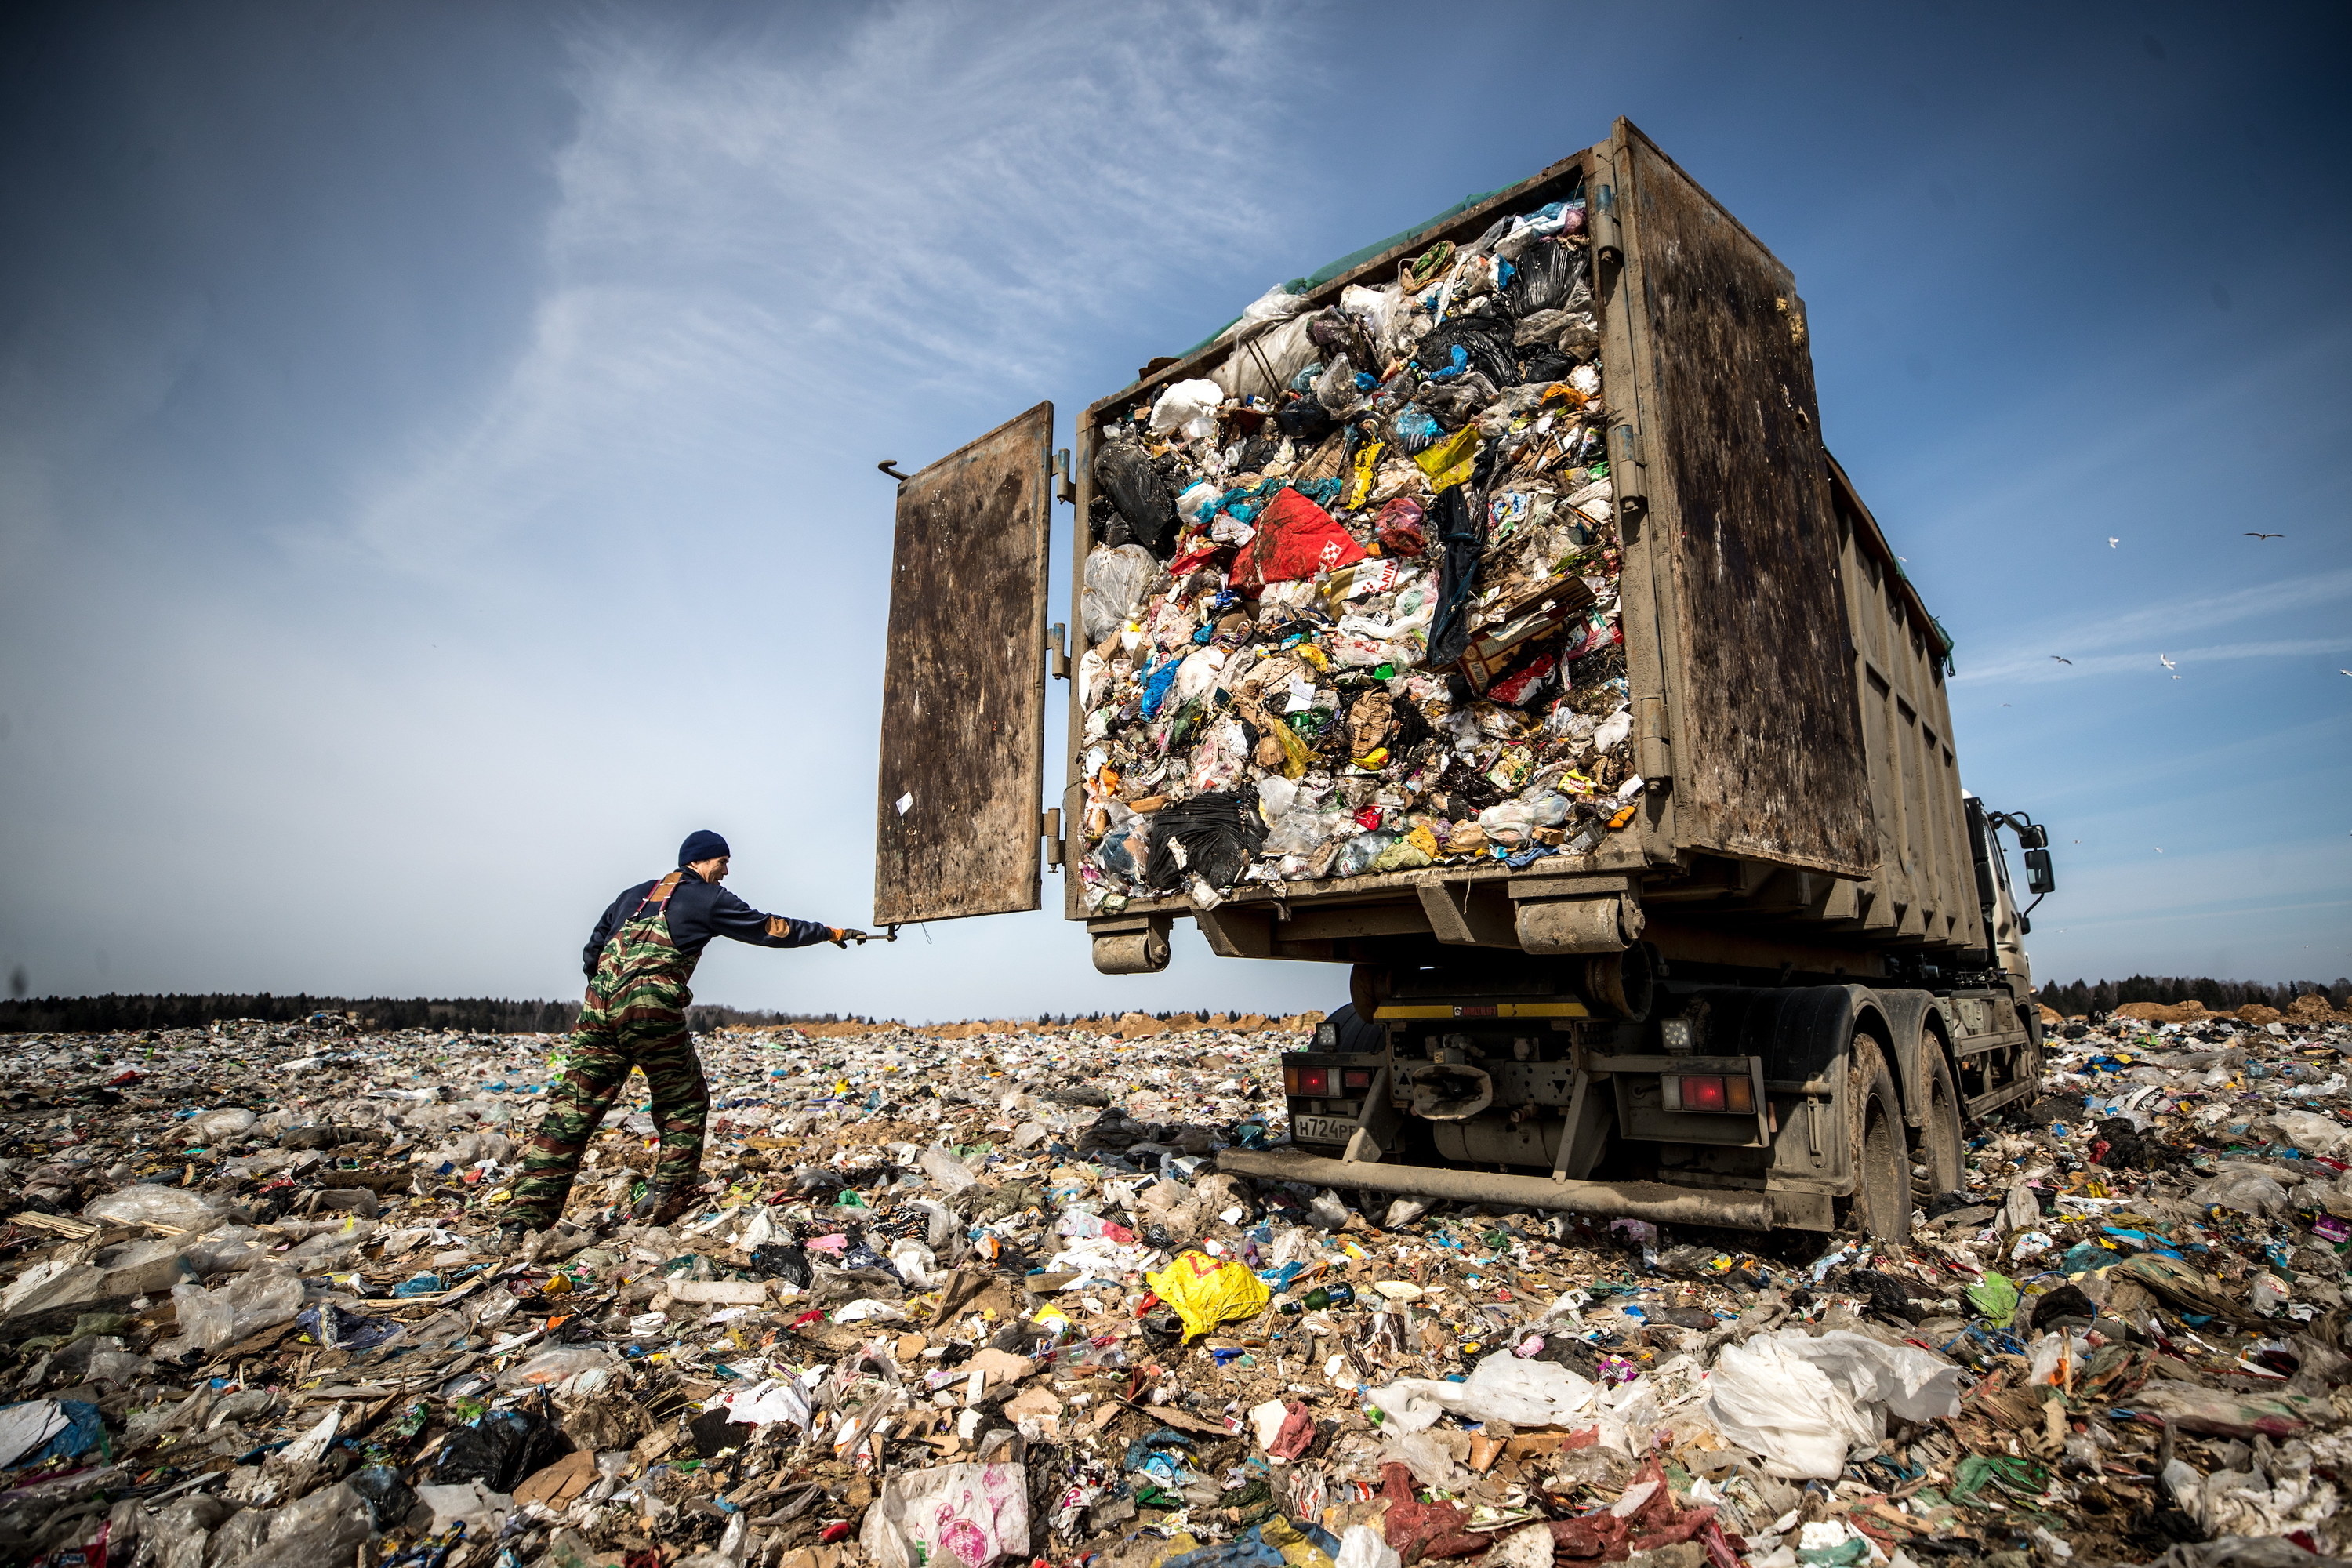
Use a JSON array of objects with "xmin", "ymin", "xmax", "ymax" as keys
[{"xmin": 2, "ymin": 950, "xmax": 2349, "ymax": 1568}]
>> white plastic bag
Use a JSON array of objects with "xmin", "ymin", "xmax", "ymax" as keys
[
  {"xmin": 1222, "ymin": 285, "xmax": 1311, "ymax": 339},
  {"xmin": 2189, "ymin": 1171, "xmax": 2289, "ymax": 1215},
  {"xmin": 1177, "ymin": 481, "xmax": 1223, "ymax": 528},
  {"xmin": 2269, "ymin": 1110, "xmax": 2350, "ymax": 1153},
  {"xmin": 499, "ymin": 1345, "xmax": 619, "ymax": 1391},
  {"xmin": 169, "ymin": 1265, "xmax": 304, "ymax": 1352},
  {"xmin": 920, "ymin": 1145, "xmax": 981, "ymax": 1196},
  {"xmin": 1377, "ymin": 1428, "xmax": 1472, "ymax": 1488},
  {"xmin": 1367, "ymin": 1349, "xmax": 1599, "ymax": 1433},
  {"xmin": 725, "ymin": 1376, "xmax": 815, "ymax": 1430},
  {"xmin": 1703, "ymin": 1334, "xmax": 1871, "ymax": 1479},
  {"xmin": 860, "ymin": 1462, "xmax": 1029, "ymax": 1568},
  {"xmin": 1149, "ymin": 379, "xmax": 1226, "ymax": 444},
  {"xmin": 1214, "ymin": 314, "xmax": 1318, "ymax": 402},
  {"xmin": 888, "ymin": 1237, "xmax": 941, "ymax": 1289},
  {"xmin": 1080, "ymin": 545, "xmax": 1158, "ymax": 646},
  {"xmin": 1334, "ymin": 1523, "xmax": 1402, "ymax": 1568},
  {"xmin": 185, "ymin": 1108, "xmax": 257, "ymax": 1143},
  {"xmin": 84, "ymin": 1184, "xmax": 230, "ymax": 1233},
  {"xmin": 1704, "ymin": 1329, "xmax": 1964, "ymax": 1479}
]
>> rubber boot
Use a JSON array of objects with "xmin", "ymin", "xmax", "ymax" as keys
[{"xmin": 632, "ymin": 1182, "xmax": 699, "ymax": 1229}]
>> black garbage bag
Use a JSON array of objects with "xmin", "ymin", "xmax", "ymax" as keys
[
  {"xmin": 1412, "ymin": 315, "xmax": 1519, "ymax": 387},
  {"xmin": 750, "ymin": 1243, "xmax": 812, "ymax": 1288},
  {"xmin": 428, "ymin": 1408, "xmax": 568, "ymax": 1493},
  {"xmin": 1089, "ymin": 495, "xmax": 1132, "ymax": 550},
  {"xmin": 2025, "ymin": 1282, "xmax": 2100, "ymax": 1329},
  {"xmin": 350, "ymin": 1465, "xmax": 416, "ymax": 1531},
  {"xmin": 1274, "ymin": 393, "xmax": 1334, "ymax": 445},
  {"xmin": 1845, "ymin": 1269, "xmax": 1925, "ymax": 1325},
  {"xmin": 1500, "ymin": 238, "xmax": 1587, "ymax": 318},
  {"xmin": 1515, "ymin": 343, "xmax": 1580, "ymax": 384},
  {"xmin": 1094, "ymin": 432, "xmax": 1178, "ymax": 556},
  {"xmin": 690, "ymin": 1406, "xmax": 742, "ymax": 1459},
  {"xmin": 1145, "ymin": 792, "xmax": 1267, "ymax": 893},
  {"xmin": 1424, "ymin": 485, "xmax": 1487, "ymax": 667}
]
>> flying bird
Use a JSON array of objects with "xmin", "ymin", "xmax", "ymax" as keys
[
  {"xmin": 2245, "ymin": 532, "xmax": 2284, "ymax": 540},
  {"xmin": 2052, "ymin": 655, "xmax": 2073, "ymax": 665},
  {"xmin": 2108, "ymin": 537, "xmax": 2120, "ymax": 548},
  {"xmin": 2160, "ymin": 655, "xmax": 2178, "ymax": 677}
]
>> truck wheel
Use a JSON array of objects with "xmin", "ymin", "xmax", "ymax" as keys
[
  {"xmin": 1912, "ymin": 1049, "xmax": 1965, "ymax": 1204},
  {"xmin": 1844, "ymin": 1036, "xmax": 1911, "ymax": 1245}
]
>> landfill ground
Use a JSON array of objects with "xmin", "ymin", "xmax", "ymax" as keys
[{"xmin": 4, "ymin": 996, "xmax": 2352, "ymax": 1568}]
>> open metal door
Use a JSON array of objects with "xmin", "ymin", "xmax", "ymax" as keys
[
  {"xmin": 1612, "ymin": 120, "xmax": 1874, "ymax": 878},
  {"xmin": 873, "ymin": 402, "xmax": 1054, "ymax": 927}
]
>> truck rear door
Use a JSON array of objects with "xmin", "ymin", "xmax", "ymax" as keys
[
  {"xmin": 873, "ymin": 402, "xmax": 1055, "ymax": 926},
  {"xmin": 1610, "ymin": 122, "xmax": 1875, "ymax": 878}
]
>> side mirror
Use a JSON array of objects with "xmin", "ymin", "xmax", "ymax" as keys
[
  {"xmin": 2020, "ymin": 825, "xmax": 2049, "ymax": 850},
  {"xmin": 2025, "ymin": 848, "xmax": 2056, "ymax": 896}
]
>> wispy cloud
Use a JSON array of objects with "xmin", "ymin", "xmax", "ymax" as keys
[
  {"xmin": 1956, "ymin": 566, "xmax": 2352, "ymax": 684},
  {"xmin": 339, "ymin": 2, "xmax": 1301, "ymax": 580}
]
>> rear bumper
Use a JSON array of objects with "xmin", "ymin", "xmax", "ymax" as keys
[{"xmin": 1215, "ymin": 1148, "xmax": 1808, "ymax": 1229}]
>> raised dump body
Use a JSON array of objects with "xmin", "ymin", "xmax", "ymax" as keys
[{"xmin": 873, "ymin": 118, "xmax": 2056, "ymax": 1236}]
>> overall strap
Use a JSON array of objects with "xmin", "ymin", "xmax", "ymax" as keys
[{"xmin": 633, "ymin": 871, "xmax": 686, "ymax": 917}]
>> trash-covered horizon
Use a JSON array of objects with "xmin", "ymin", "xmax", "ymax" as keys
[{"xmin": 1, "ymin": 1, "xmax": 2347, "ymax": 1019}]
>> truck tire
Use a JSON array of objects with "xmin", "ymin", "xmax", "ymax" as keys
[
  {"xmin": 1912, "ymin": 1049, "xmax": 1965, "ymax": 1204},
  {"xmin": 1844, "ymin": 1036, "xmax": 1911, "ymax": 1244}
]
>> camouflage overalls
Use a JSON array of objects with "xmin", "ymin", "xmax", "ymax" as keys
[{"xmin": 507, "ymin": 872, "xmax": 709, "ymax": 1229}]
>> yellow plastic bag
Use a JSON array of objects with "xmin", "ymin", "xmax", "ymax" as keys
[
  {"xmin": 1414, "ymin": 425, "xmax": 1481, "ymax": 493},
  {"xmin": 1146, "ymin": 1250, "xmax": 1271, "ymax": 1341},
  {"xmin": 1345, "ymin": 440, "xmax": 1386, "ymax": 511}
]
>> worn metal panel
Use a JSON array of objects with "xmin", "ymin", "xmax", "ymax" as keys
[
  {"xmin": 873, "ymin": 402, "xmax": 1052, "ymax": 926},
  {"xmin": 1826, "ymin": 459, "xmax": 1973, "ymax": 950},
  {"xmin": 1615, "ymin": 123, "xmax": 1874, "ymax": 878}
]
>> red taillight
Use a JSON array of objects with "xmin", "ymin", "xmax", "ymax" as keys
[
  {"xmin": 1665, "ymin": 1074, "xmax": 1753, "ymax": 1113},
  {"xmin": 1284, "ymin": 1066, "xmax": 1330, "ymax": 1095},
  {"xmin": 1341, "ymin": 1068, "xmax": 1375, "ymax": 1091}
]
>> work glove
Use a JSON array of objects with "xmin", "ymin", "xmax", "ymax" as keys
[{"xmin": 830, "ymin": 927, "xmax": 873, "ymax": 946}]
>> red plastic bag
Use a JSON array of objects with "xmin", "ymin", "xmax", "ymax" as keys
[
  {"xmin": 1373, "ymin": 497, "xmax": 1426, "ymax": 557},
  {"xmin": 1230, "ymin": 488, "xmax": 1366, "ymax": 589},
  {"xmin": 1486, "ymin": 653, "xmax": 1556, "ymax": 707}
]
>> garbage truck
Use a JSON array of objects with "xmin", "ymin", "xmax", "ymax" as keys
[{"xmin": 870, "ymin": 118, "xmax": 2056, "ymax": 1242}]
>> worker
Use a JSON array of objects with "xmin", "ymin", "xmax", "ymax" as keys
[{"xmin": 498, "ymin": 829, "xmax": 860, "ymax": 1250}]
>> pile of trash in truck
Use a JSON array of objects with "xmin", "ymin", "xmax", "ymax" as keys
[
  {"xmin": 1078, "ymin": 197, "xmax": 1641, "ymax": 915},
  {"xmin": 3, "ymin": 992, "xmax": 2352, "ymax": 1566}
]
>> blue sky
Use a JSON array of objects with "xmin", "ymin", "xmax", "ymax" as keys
[{"xmin": 1, "ymin": 1, "xmax": 2346, "ymax": 1020}]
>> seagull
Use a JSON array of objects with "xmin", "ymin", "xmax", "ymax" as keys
[
  {"xmin": 2052, "ymin": 655, "xmax": 2073, "ymax": 665},
  {"xmin": 2160, "ymin": 655, "xmax": 2178, "ymax": 677},
  {"xmin": 2245, "ymin": 532, "xmax": 2284, "ymax": 540},
  {"xmin": 2108, "ymin": 537, "xmax": 2120, "ymax": 548}
]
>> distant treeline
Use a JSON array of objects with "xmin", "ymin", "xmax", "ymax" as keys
[
  {"xmin": 0, "ymin": 993, "xmax": 828, "ymax": 1035},
  {"xmin": 2038, "ymin": 975, "xmax": 2352, "ymax": 1018}
]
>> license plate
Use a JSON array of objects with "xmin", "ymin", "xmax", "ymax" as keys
[{"xmin": 1292, "ymin": 1114, "xmax": 1356, "ymax": 1145}]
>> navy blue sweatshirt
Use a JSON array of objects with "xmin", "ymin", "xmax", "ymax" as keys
[{"xmin": 583, "ymin": 868, "xmax": 833, "ymax": 977}]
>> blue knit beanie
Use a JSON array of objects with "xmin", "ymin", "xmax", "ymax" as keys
[{"xmin": 678, "ymin": 829, "xmax": 731, "ymax": 866}]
